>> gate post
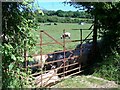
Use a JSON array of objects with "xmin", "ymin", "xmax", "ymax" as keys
[
  {"xmin": 92, "ymin": 15, "xmax": 98, "ymax": 58},
  {"xmin": 63, "ymin": 29, "xmax": 66, "ymax": 78},
  {"xmin": 40, "ymin": 30, "xmax": 43, "ymax": 87},
  {"xmin": 79, "ymin": 29, "xmax": 83, "ymax": 71},
  {"xmin": 93, "ymin": 16, "xmax": 97, "ymax": 50},
  {"xmin": 80, "ymin": 29, "xmax": 82, "ymax": 57},
  {"xmin": 88, "ymin": 15, "xmax": 98, "ymax": 65}
]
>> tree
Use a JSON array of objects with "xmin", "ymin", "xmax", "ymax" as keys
[
  {"xmin": 68, "ymin": 1, "xmax": 120, "ymax": 53},
  {"xmin": 45, "ymin": 10, "xmax": 56, "ymax": 16},
  {"xmin": 65, "ymin": 11, "xmax": 74, "ymax": 17},
  {"xmin": 68, "ymin": 1, "xmax": 120, "ymax": 83},
  {"xmin": 2, "ymin": 1, "xmax": 43, "ymax": 88},
  {"xmin": 73, "ymin": 10, "xmax": 81, "ymax": 17},
  {"xmin": 56, "ymin": 10, "xmax": 65, "ymax": 17}
]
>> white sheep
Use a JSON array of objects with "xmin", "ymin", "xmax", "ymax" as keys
[
  {"xmin": 61, "ymin": 32, "xmax": 71, "ymax": 39},
  {"xmin": 33, "ymin": 54, "xmax": 48, "ymax": 68}
]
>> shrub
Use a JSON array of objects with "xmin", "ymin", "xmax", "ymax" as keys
[{"xmin": 93, "ymin": 51, "xmax": 120, "ymax": 84}]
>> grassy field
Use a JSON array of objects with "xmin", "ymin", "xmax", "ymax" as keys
[
  {"xmin": 51, "ymin": 75, "xmax": 118, "ymax": 88},
  {"xmin": 30, "ymin": 23, "xmax": 93, "ymax": 54},
  {"xmin": 47, "ymin": 16, "xmax": 93, "ymax": 21}
]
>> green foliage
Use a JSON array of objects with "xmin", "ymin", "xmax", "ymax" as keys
[
  {"xmin": 37, "ymin": 15, "xmax": 92, "ymax": 23},
  {"xmin": 44, "ymin": 10, "xmax": 92, "ymax": 18},
  {"xmin": 69, "ymin": 2, "xmax": 120, "ymax": 52},
  {"xmin": 2, "ymin": 1, "xmax": 41, "ymax": 88},
  {"xmin": 93, "ymin": 52, "xmax": 120, "ymax": 84},
  {"xmin": 69, "ymin": 1, "xmax": 120, "ymax": 84},
  {"xmin": 37, "ymin": 10, "xmax": 92, "ymax": 23},
  {"xmin": 3, "ymin": 69, "xmax": 33, "ymax": 88}
]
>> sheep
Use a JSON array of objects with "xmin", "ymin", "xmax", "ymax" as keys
[
  {"xmin": 34, "ymin": 68, "xmax": 59, "ymax": 87},
  {"xmin": 23, "ymin": 53, "xmax": 48, "ymax": 74},
  {"xmin": 44, "ymin": 50, "xmax": 72, "ymax": 77},
  {"xmin": 66, "ymin": 42, "xmax": 93, "ymax": 74},
  {"xmin": 33, "ymin": 54, "xmax": 48, "ymax": 68},
  {"xmin": 61, "ymin": 32, "xmax": 71, "ymax": 39},
  {"xmin": 74, "ymin": 42, "xmax": 93, "ymax": 67}
]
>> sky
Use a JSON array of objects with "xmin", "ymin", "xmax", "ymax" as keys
[{"xmin": 34, "ymin": 0, "xmax": 79, "ymax": 11}]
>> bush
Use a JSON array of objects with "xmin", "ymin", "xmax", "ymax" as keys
[
  {"xmin": 2, "ymin": 2, "xmax": 38, "ymax": 88},
  {"xmin": 38, "ymin": 16, "xmax": 48, "ymax": 23},
  {"xmin": 93, "ymin": 51, "xmax": 120, "ymax": 84},
  {"xmin": 37, "ymin": 16, "xmax": 87, "ymax": 23}
]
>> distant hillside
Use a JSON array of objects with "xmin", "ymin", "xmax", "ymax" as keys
[
  {"xmin": 34, "ymin": 9, "xmax": 93, "ymax": 23},
  {"xmin": 42, "ymin": 10, "xmax": 92, "ymax": 18}
]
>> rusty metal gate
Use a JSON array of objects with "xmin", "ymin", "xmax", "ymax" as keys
[{"xmin": 24, "ymin": 28, "xmax": 93, "ymax": 87}]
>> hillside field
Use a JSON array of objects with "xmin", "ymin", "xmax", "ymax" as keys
[{"xmin": 30, "ymin": 23, "xmax": 93, "ymax": 54}]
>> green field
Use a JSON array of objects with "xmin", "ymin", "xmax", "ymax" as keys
[
  {"xmin": 47, "ymin": 16, "xmax": 93, "ymax": 21},
  {"xmin": 51, "ymin": 75, "xmax": 118, "ymax": 88},
  {"xmin": 30, "ymin": 23, "xmax": 93, "ymax": 54}
]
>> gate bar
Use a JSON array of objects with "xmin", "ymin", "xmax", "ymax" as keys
[
  {"xmin": 82, "ymin": 31, "xmax": 93, "ymax": 44},
  {"xmin": 40, "ymin": 30, "xmax": 43, "ymax": 87},
  {"xmin": 57, "ymin": 67, "xmax": 80, "ymax": 76},
  {"xmin": 79, "ymin": 29, "xmax": 82, "ymax": 71},
  {"xmin": 42, "ymin": 31, "xmax": 63, "ymax": 46},
  {"xmin": 62, "ymin": 70, "xmax": 83, "ymax": 79},
  {"xmin": 36, "ymin": 39, "xmax": 92, "ymax": 46},
  {"xmin": 63, "ymin": 29, "xmax": 66, "ymax": 78}
]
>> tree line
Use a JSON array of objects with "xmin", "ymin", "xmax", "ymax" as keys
[
  {"xmin": 43, "ymin": 10, "xmax": 92, "ymax": 18},
  {"xmin": 34, "ymin": 10, "xmax": 93, "ymax": 23},
  {"xmin": 37, "ymin": 16, "xmax": 93, "ymax": 23}
]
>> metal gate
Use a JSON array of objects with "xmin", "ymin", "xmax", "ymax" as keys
[{"xmin": 24, "ymin": 28, "xmax": 93, "ymax": 87}]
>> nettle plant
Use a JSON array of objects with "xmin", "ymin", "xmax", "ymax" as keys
[{"xmin": 2, "ymin": 0, "xmax": 43, "ymax": 88}]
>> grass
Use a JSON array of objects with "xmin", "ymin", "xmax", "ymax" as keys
[
  {"xmin": 51, "ymin": 76, "xmax": 89, "ymax": 88},
  {"xmin": 51, "ymin": 75, "xmax": 110, "ymax": 88},
  {"xmin": 51, "ymin": 75, "xmax": 118, "ymax": 88},
  {"xmin": 47, "ymin": 16, "xmax": 93, "ymax": 21},
  {"xmin": 85, "ymin": 77, "xmax": 106, "ymax": 85},
  {"xmin": 30, "ymin": 23, "xmax": 93, "ymax": 54}
]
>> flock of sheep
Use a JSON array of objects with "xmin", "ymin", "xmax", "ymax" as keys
[
  {"xmin": 24, "ymin": 37, "xmax": 93, "ymax": 78},
  {"xmin": 27, "ymin": 40, "xmax": 93, "ymax": 87},
  {"xmin": 1, "ymin": 32, "xmax": 92, "ymax": 78}
]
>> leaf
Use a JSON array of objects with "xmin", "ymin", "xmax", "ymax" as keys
[
  {"xmin": 5, "ymin": 50, "xmax": 8, "ymax": 55},
  {"xmin": 23, "ymin": 0, "xmax": 28, "ymax": 5},
  {"xmin": 19, "ymin": 58, "xmax": 24, "ymax": 62},
  {"xmin": 28, "ymin": 57, "xmax": 33, "ymax": 61},
  {"xmin": 17, "ymin": 68, "xmax": 20, "ymax": 74},
  {"xmin": 22, "ymin": 72, "xmax": 27, "ymax": 77},
  {"xmin": 11, "ymin": 54, "xmax": 16, "ymax": 61},
  {"xmin": 9, "ymin": 63, "xmax": 14, "ymax": 71}
]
